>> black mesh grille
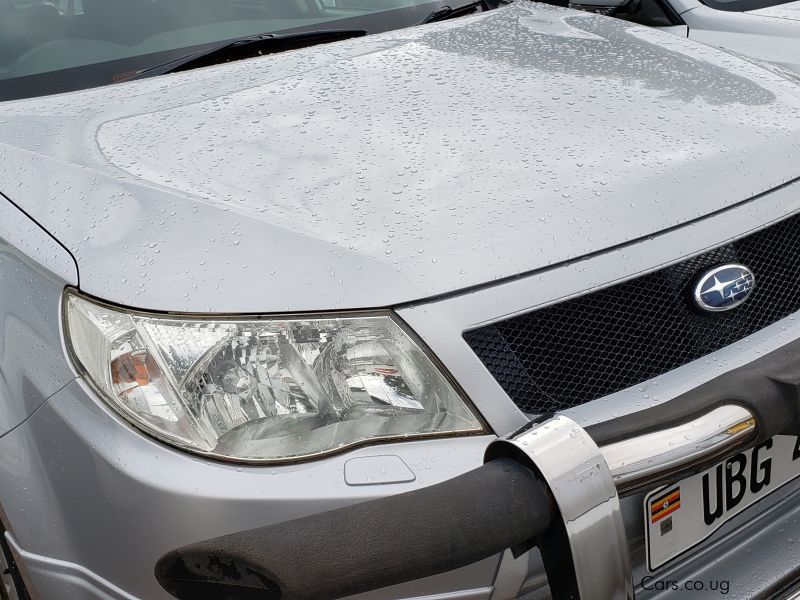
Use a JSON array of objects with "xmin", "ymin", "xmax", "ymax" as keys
[{"xmin": 464, "ymin": 214, "xmax": 800, "ymax": 416}]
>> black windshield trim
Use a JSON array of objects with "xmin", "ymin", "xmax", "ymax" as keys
[
  {"xmin": 127, "ymin": 29, "xmax": 367, "ymax": 81},
  {"xmin": 701, "ymin": 0, "xmax": 795, "ymax": 12}
]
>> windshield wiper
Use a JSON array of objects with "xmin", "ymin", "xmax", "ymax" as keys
[
  {"xmin": 127, "ymin": 29, "xmax": 367, "ymax": 81},
  {"xmin": 419, "ymin": 0, "xmax": 502, "ymax": 24}
]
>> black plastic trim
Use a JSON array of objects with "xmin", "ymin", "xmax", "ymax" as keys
[
  {"xmin": 155, "ymin": 459, "xmax": 554, "ymax": 600},
  {"xmin": 587, "ymin": 337, "xmax": 800, "ymax": 447}
]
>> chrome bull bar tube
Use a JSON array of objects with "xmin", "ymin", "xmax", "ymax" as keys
[
  {"xmin": 601, "ymin": 404, "xmax": 756, "ymax": 493},
  {"xmin": 487, "ymin": 416, "xmax": 634, "ymax": 600}
]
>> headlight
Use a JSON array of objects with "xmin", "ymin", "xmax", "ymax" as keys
[{"xmin": 64, "ymin": 291, "xmax": 484, "ymax": 463}]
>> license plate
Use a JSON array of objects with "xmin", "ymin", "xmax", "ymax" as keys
[{"xmin": 644, "ymin": 435, "xmax": 800, "ymax": 570}]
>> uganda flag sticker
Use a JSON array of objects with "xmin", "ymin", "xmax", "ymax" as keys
[{"xmin": 650, "ymin": 487, "xmax": 681, "ymax": 523}]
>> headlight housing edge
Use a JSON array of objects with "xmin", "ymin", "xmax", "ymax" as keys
[{"xmin": 63, "ymin": 289, "xmax": 486, "ymax": 464}]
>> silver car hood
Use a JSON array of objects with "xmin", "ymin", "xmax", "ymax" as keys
[{"xmin": 2, "ymin": 3, "xmax": 800, "ymax": 313}]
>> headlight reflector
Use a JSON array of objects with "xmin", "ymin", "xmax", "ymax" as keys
[{"xmin": 64, "ymin": 292, "xmax": 483, "ymax": 462}]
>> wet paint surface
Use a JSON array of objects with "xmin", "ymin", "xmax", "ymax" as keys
[{"xmin": 0, "ymin": 4, "xmax": 799, "ymax": 312}]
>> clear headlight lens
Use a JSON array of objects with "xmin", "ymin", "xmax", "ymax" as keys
[{"xmin": 64, "ymin": 292, "xmax": 483, "ymax": 462}]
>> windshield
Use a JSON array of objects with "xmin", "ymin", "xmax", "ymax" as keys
[{"xmin": 0, "ymin": 0, "xmax": 480, "ymax": 100}]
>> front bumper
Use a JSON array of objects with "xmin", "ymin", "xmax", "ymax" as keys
[
  {"xmin": 5, "ymin": 331, "xmax": 800, "ymax": 599},
  {"xmin": 151, "ymin": 331, "xmax": 800, "ymax": 600}
]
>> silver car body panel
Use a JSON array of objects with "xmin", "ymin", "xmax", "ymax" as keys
[
  {"xmin": 0, "ymin": 196, "xmax": 78, "ymax": 285},
  {"xmin": 2, "ymin": 3, "xmax": 800, "ymax": 599},
  {"xmin": 0, "ymin": 198, "xmax": 78, "ymax": 435},
  {"xmin": 657, "ymin": 0, "xmax": 800, "ymax": 75},
  {"xmin": 3, "ymin": 533, "xmax": 139, "ymax": 600},
  {"xmin": 685, "ymin": 5, "xmax": 800, "ymax": 75},
  {"xmin": 750, "ymin": 0, "xmax": 800, "ymax": 19},
  {"xmin": 1, "ymin": 4, "xmax": 800, "ymax": 315}
]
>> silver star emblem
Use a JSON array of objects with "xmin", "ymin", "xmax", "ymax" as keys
[{"xmin": 704, "ymin": 275, "xmax": 731, "ymax": 300}]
